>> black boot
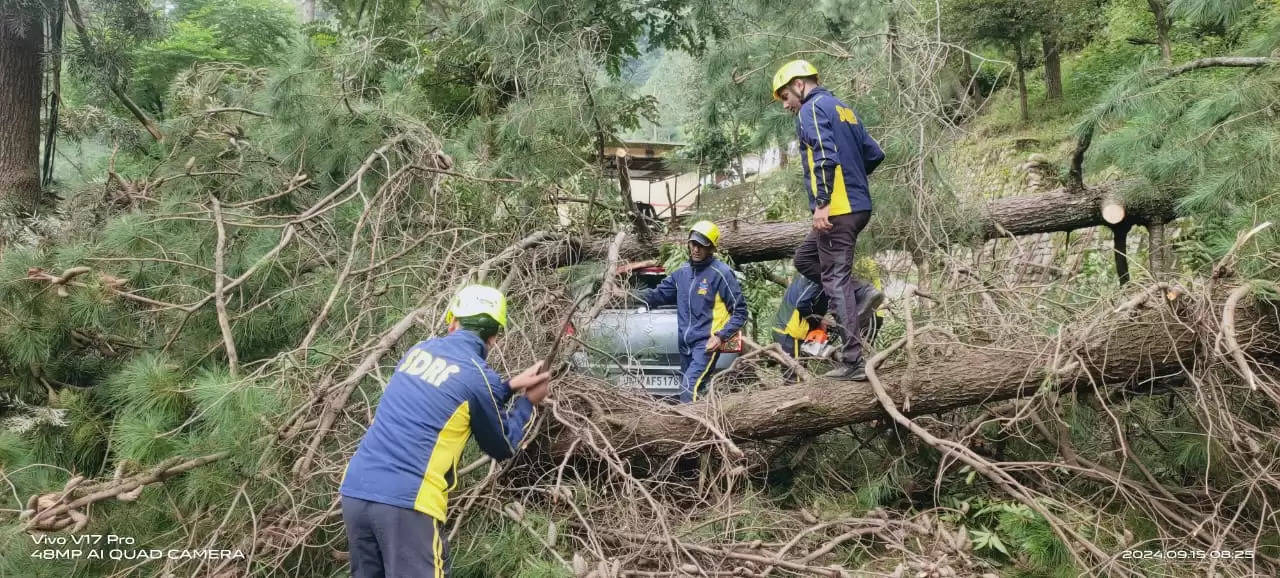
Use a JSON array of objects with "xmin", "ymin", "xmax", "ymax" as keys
[
  {"xmin": 822, "ymin": 361, "xmax": 867, "ymax": 381},
  {"xmin": 856, "ymin": 287, "xmax": 884, "ymax": 323}
]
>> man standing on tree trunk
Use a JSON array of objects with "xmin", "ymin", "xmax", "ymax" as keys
[
  {"xmin": 773, "ymin": 60, "xmax": 885, "ymax": 380},
  {"xmin": 339, "ymin": 285, "xmax": 552, "ymax": 577}
]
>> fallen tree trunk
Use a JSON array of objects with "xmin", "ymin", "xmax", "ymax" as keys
[
  {"xmin": 552, "ymin": 286, "xmax": 1279, "ymax": 451},
  {"xmin": 554, "ymin": 186, "xmax": 1178, "ymax": 265}
]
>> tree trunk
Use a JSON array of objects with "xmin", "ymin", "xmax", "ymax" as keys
[
  {"xmin": 557, "ymin": 186, "xmax": 1180, "ymax": 266},
  {"xmin": 299, "ymin": 0, "xmax": 316, "ymax": 22},
  {"xmin": 1042, "ymin": 34, "xmax": 1063, "ymax": 101},
  {"xmin": 1148, "ymin": 0, "xmax": 1173, "ymax": 66},
  {"xmin": 1016, "ymin": 64, "xmax": 1029, "ymax": 122},
  {"xmin": 553, "ymin": 289, "xmax": 1280, "ymax": 451},
  {"xmin": 0, "ymin": 4, "xmax": 43, "ymax": 212},
  {"xmin": 1148, "ymin": 220, "xmax": 1168, "ymax": 279},
  {"xmin": 734, "ymin": 153, "xmax": 744, "ymax": 185},
  {"xmin": 613, "ymin": 151, "xmax": 653, "ymax": 240},
  {"xmin": 962, "ymin": 52, "xmax": 975, "ymax": 95},
  {"xmin": 731, "ymin": 126, "xmax": 745, "ymax": 184},
  {"xmin": 1112, "ymin": 223, "xmax": 1132, "ymax": 285},
  {"xmin": 41, "ymin": 2, "xmax": 64, "ymax": 187}
]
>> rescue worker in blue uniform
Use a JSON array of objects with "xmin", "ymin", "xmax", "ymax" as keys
[
  {"xmin": 773, "ymin": 257, "xmax": 885, "ymax": 382},
  {"xmin": 641, "ymin": 221, "xmax": 749, "ymax": 403},
  {"xmin": 773, "ymin": 272, "xmax": 827, "ymax": 369},
  {"xmin": 339, "ymin": 285, "xmax": 552, "ymax": 578},
  {"xmin": 773, "ymin": 59, "xmax": 885, "ymax": 381}
]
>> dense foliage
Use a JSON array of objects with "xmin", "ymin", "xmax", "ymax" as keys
[{"xmin": 2, "ymin": 0, "xmax": 1279, "ymax": 575}]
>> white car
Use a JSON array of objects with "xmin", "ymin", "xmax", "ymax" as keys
[{"xmin": 570, "ymin": 265, "xmax": 741, "ymax": 399}]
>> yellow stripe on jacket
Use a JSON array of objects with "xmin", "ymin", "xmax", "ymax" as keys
[
  {"xmin": 806, "ymin": 147, "xmax": 852, "ymax": 217},
  {"xmin": 712, "ymin": 294, "xmax": 729, "ymax": 334},
  {"xmin": 778, "ymin": 310, "xmax": 810, "ymax": 340},
  {"xmin": 807, "ymin": 98, "xmax": 852, "ymax": 217},
  {"xmin": 413, "ymin": 402, "xmax": 471, "ymax": 521}
]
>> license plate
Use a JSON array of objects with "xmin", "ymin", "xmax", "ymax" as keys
[
  {"xmin": 622, "ymin": 375, "xmax": 679, "ymax": 389},
  {"xmin": 644, "ymin": 375, "xmax": 680, "ymax": 389}
]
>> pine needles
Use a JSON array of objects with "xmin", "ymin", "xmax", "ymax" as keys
[{"xmin": 4, "ymin": 0, "xmax": 1280, "ymax": 576}]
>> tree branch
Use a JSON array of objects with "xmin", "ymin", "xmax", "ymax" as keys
[
  {"xmin": 211, "ymin": 198, "xmax": 239, "ymax": 376},
  {"xmin": 65, "ymin": 0, "xmax": 163, "ymax": 141},
  {"xmin": 1070, "ymin": 56, "xmax": 1278, "ymax": 188},
  {"xmin": 24, "ymin": 452, "xmax": 228, "ymax": 530}
]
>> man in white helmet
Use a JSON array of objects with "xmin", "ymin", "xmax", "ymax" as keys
[{"xmin": 339, "ymin": 285, "xmax": 552, "ymax": 577}]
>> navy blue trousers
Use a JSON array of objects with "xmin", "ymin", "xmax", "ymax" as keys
[
  {"xmin": 794, "ymin": 211, "xmax": 872, "ymax": 366},
  {"xmin": 679, "ymin": 343, "xmax": 721, "ymax": 403},
  {"xmin": 342, "ymin": 496, "xmax": 449, "ymax": 578}
]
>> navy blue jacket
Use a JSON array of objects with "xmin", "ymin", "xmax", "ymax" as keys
[
  {"xmin": 773, "ymin": 273, "xmax": 829, "ymax": 340},
  {"xmin": 796, "ymin": 87, "xmax": 885, "ymax": 215},
  {"xmin": 340, "ymin": 330, "xmax": 534, "ymax": 522},
  {"xmin": 642, "ymin": 257, "xmax": 748, "ymax": 354}
]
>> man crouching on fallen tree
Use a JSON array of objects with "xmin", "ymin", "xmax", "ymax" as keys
[
  {"xmin": 772, "ymin": 257, "xmax": 885, "ymax": 383},
  {"xmin": 640, "ymin": 220, "xmax": 749, "ymax": 403},
  {"xmin": 339, "ymin": 285, "xmax": 552, "ymax": 577}
]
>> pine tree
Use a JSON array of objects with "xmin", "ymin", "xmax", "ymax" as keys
[
  {"xmin": 944, "ymin": 0, "xmax": 1050, "ymax": 121},
  {"xmin": 0, "ymin": 1, "xmax": 44, "ymax": 213}
]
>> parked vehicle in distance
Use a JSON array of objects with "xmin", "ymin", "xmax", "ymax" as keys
[{"xmin": 570, "ymin": 265, "xmax": 741, "ymax": 399}]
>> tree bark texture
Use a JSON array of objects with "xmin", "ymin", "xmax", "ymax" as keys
[
  {"xmin": 553, "ymin": 291, "xmax": 1280, "ymax": 451},
  {"xmin": 299, "ymin": 0, "xmax": 316, "ymax": 22},
  {"xmin": 1113, "ymin": 223, "xmax": 1132, "ymax": 285},
  {"xmin": 557, "ymin": 186, "xmax": 1180, "ymax": 266},
  {"xmin": 0, "ymin": 4, "xmax": 43, "ymax": 211},
  {"xmin": 1042, "ymin": 34, "xmax": 1063, "ymax": 101},
  {"xmin": 1148, "ymin": 0, "xmax": 1173, "ymax": 65},
  {"xmin": 614, "ymin": 153, "xmax": 652, "ymax": 241},
  {"xmin": 962, "ymin": 52, "xmax": 975, "ymax": 95},
  {"xmin": 41, "ymin": 2, "xmax": 64, "ymax": 187},
  {"xmin": 1016, "ymin": 64, "xmax": 1029, "ymax": 121},
  {"xmin": 1148, "ymin": 221, "xmax": 1167, "ymax": 279}
]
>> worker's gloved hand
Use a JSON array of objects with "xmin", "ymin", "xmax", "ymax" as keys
[{"xmin": 510, "ymin": 361, "xmax": 553, "ymax": 404}]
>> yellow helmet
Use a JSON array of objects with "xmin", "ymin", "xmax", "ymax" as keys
[
  {"xmin": 445, "ymin": 285, "xmax": 507, "ymax": 328},
  {"xmin": 689, "ymin": 220, "xmax": 721, "ymax": 247},
  {"xmin": 771, "ymin": 60, "xmax": 819, "ymax": 100}
]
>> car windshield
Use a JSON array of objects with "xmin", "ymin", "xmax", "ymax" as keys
[
  {"xmin": 559, "ymin": 263, "xmax": 671, "ymax": 308},
  {"xmin": 599, "ymin": 269, "xmax": 666, "ymax": 308},
  {"xmin": 630, "ymin": 271, "xmax": 665, "ymax": 291}
]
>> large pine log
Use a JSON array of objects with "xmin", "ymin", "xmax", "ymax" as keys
[
  {"xmin": 553, "ymin": 288, "xmax": 1279, "ymax": 451},
  {"xmin": 556, "ymin": 186, "xmax": 1179, "ymax": 265}
]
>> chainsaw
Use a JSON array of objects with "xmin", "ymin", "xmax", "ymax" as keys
[{"xmin": 800, "ymin": 325, "xmax": 836, "ymax": 359}]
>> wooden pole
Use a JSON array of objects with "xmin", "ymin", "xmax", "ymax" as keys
[{"xmin": 615, "ymin": 150, "xmax": 651, "ymax": 240}]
